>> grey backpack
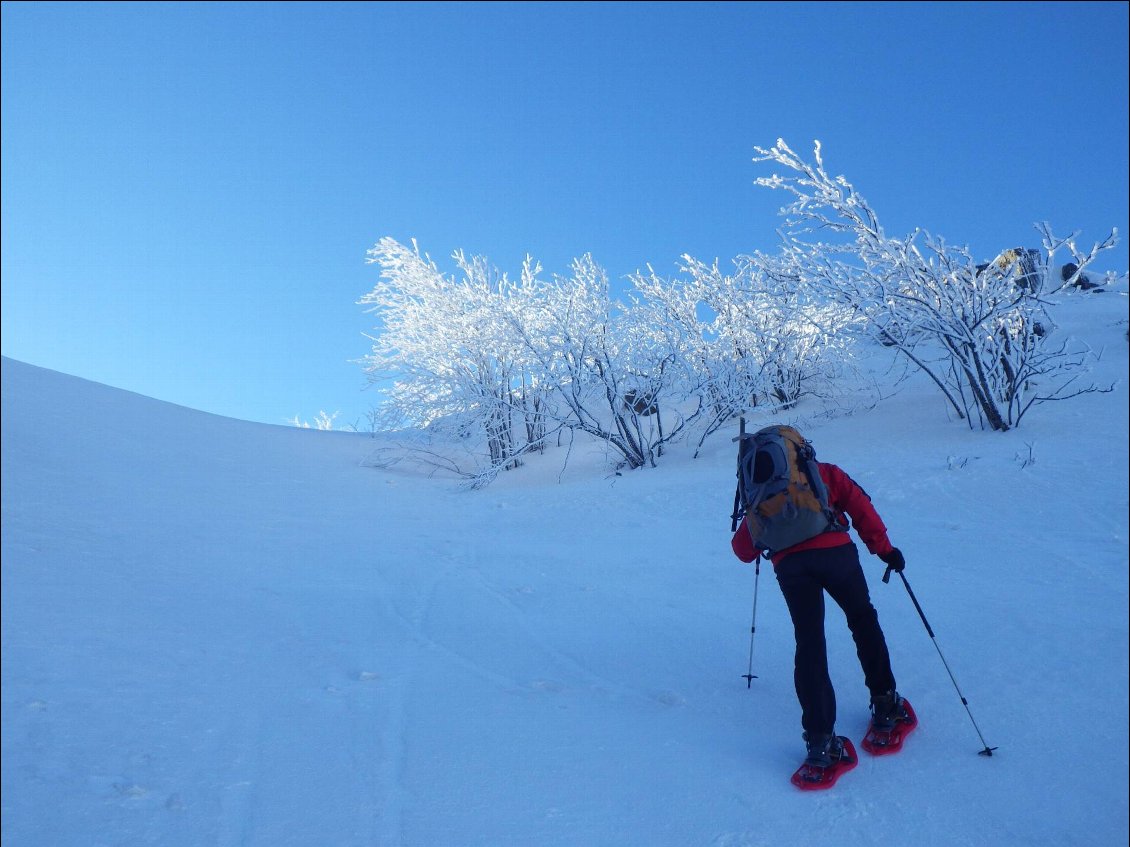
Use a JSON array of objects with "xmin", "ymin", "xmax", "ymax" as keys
[{"xmin": 733, "ymin": 424, "xmax": 846, "ymax": 555}]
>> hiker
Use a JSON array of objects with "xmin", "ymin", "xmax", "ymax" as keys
[{"xmin": 730, "ymin": 425, "xmax": 913, "ymax": 772}]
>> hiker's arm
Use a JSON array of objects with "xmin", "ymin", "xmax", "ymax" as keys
[{"xmin": 822, "ymin": 463, "xmax": 893, "ymax": 557}]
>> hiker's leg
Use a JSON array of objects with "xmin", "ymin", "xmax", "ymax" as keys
[
  {"xmin": 776, "ymin": 552, "xmax": 836, "ymax": 736},
  {"xmin": 820, "ymin": 543, "xmax": 896, "ymax": 697}
]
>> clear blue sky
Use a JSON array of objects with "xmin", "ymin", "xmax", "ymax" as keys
[{"xmin": 3, "ymin": 1, "xmax": 1127, "ymax": 428}]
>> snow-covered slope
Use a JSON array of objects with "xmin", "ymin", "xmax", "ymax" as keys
[{"xmin": 2, "ymin": 290, "xmax": 1127, "ymax": 846}]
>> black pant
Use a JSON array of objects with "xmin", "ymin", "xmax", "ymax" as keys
[{"xmin": 775, "ymin": 543, "xmax": 896, "ymax": 737}]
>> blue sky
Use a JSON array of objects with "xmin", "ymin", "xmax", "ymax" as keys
[{"xmin": 3, "ymin": 1, "xmax": 1127, "ymax": 428}]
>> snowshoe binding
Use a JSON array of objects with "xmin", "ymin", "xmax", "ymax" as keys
[
  {"xmin": 790, "ymin": 733, "xmax": 858, "ymax": 791},
  {"xmin": 862, "ymin": 692, "xmax": 918, "ymax": 755}
]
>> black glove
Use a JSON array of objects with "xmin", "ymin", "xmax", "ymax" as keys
[{"xmin": 879, "ymin": 548, "xmax": 905, "ymax": 573}]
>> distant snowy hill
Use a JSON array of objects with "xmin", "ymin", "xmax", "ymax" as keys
[{"xmin": 2, "ymin": 288, "xmax": 1127, "ymax": 847}]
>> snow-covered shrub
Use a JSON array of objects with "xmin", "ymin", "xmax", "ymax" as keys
[{"xmin": 751, "ymin": 138, "xmax": 1119, "ymax": 431}]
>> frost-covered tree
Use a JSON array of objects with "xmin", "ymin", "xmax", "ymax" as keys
[
  {"xmin": 622, "ymin": 263, "xmax": 717, "ymax": 455},
  {"xmin": 358, "ymin": 238, "xmax": 548, "ymax": 482},
  {"xmin": 358, "ymin": 139, "xmax": 1119, "ymax": 485},
  {"xmin": 361, "ymin": 234, "xmax": 866, "ymax": 481},
  {"xmin": 752, "ymin": 139, "xmax": 1118, "ymax": 431},
  {"xmin": 630, "ymin": 253, "xmax": 860, "ymax": 455},
  {"xmin": 289, "ymin": 410, "xmax": 340, "ymax": 430},
  {"xmin": 735, "ymin": 253, "xmax": 858, "ymax": 413},
  {"xmin": 505, "ymin": 254, "xmax": 696, "ymax": 470}
]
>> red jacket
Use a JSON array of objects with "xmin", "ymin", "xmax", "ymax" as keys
[{"xmin": 731, "ymin": 462, "xmax": 893, "ymax": 567}]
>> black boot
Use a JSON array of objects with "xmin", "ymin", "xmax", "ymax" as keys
[
  {"xmin": 870, "ymin": 691, "xmax": 910, "ymax": 731},
  {"xmin": 803, "ymin": 732, "xmax": 851, "ymax": 768}
]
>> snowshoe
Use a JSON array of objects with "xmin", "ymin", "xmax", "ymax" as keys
[
  {"xmin": 790, "ymin": 735, "xmax": 857, "ymax": 791},
  {"xmin": 862, "ymin": 695, "xmax": 918, "ymax": 755}
]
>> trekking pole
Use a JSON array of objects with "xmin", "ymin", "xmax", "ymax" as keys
[
  {"xmin": 743, "ymin": 557, "xmax": 761, "ymax": 687},
  {"xmin": 883, "ymin": 566, "xmax": 998, "ymax": 756},
  {"xmin": 730, "ymin": 417, "xmax": 747, "ymax": 533},
  {"xmin": 730, "ymin": 484, "xmax": 743, "ymax": 533},
  {"xmin": 730, "ymin": 416, "xmax": 760, "ymax": 687}
]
